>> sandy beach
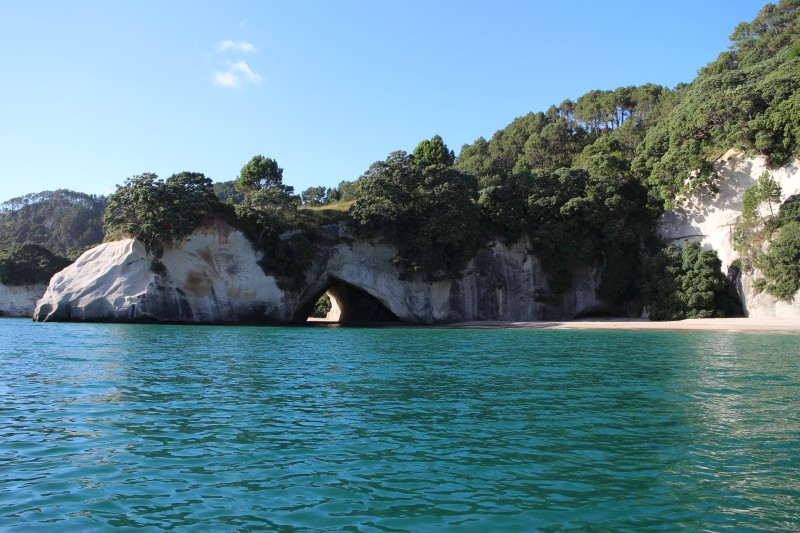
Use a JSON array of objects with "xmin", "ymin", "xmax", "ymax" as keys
[{"xmin": 449, "ymin": 317, "xmax": 800, "ymax": 332}]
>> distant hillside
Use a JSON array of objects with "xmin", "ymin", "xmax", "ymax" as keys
[{"xmin": 0, "ymin": 189, "xmax": 107, "ymax": 258}]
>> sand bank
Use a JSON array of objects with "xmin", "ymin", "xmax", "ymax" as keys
[{"xmin": 448, "ymin": 317, "xmax": 800, "ymax": 332}]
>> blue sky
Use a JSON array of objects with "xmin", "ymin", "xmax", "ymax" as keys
[{"xmin": 0, "ymin": 1, "xmax": 769, "ymax": 203}]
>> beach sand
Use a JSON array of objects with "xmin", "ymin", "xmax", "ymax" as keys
[{"xmin": 448, "ymin": 317, "xmax": 800, "ymax": 332}]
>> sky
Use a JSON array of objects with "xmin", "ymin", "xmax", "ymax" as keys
[{"xmin": 0, "ymin": 0, "xmax": 771, "ymax": 203}]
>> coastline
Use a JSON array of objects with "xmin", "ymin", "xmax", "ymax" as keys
[{"xmin": 447, "ymin": 317, "xmax": 800, "ymax": 333}]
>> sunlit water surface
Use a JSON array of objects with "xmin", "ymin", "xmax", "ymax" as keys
[{"xmin": 1, "ymin": 319, "xmax": 799, "ymax": 531}]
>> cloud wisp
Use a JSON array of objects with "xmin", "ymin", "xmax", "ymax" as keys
[
  {"xmin": 217, "ymin": 40, "xmax": 256, "ymax": 53},
  {"xmin": 213, "ymin": 40, "xmax": 261, "ymax": 89},
  {"xmin": 213, "ymin": 60, "xmax": 262, "ymax": 89}
]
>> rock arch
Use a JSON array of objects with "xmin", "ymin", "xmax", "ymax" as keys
[{"xmin": 292, "ymin": 277, "xmax": 400, "ymax": 324}]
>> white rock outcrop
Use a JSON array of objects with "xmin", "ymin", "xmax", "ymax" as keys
[
  {"xmin": 657, "ymin": 151, "xmax": 800, "ymax": 317},
  {"xmin": 292, "ymin": 234, "xmax": 605, "ymax": 324},
  {"xmin": 34, "ymin": 218, "xmax": 286, "ymax": 323},
  {"xmin": 0, "ymin": 282, "xmax": 47, "ymax": 317},
  {"xmin": 34, "ymin": 219, "xmax": 606, "ymax": 324}
]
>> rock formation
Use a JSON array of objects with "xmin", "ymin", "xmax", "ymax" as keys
[
  {"xmin": 657, "ymin": 151, "xmax": 800, "ymax": 317},
  {"xmin": 29, "ymin": 152, "xmax": 800, "ymax": 324},
  {"xmin": 33, "ymin": 218, "xmax": 606, "ymax": 324},
  {"xmin": 0, "ymin": 281, "xmax": 47, "ymax": 317}
]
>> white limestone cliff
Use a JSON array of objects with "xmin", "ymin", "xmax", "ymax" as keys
[
  {"xmin": 34, "ymin": 218, "xmax": 286, "ymax": 323},
  {"xmin": 0, "ymin": 281, "xmax": 47, "ymax": 317},
  {"xmin": 33, "ymin": 219, "xmax": 605, "ymax": 324},
  {"xmin": 31, "ymin": 151, "xmax": 800, "ymax": 324},
  {"xmin": 657, "ymin": 151, "xmax": 800, "ymax": 317}
]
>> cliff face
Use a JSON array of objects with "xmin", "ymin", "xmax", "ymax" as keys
[
  {"xmin": 34, "ymin": 218, "xmax": 286, "ymax": 323},
  {"xmin": 34, "ymin": 151, "xmax": 797, "ymax": 324},
  {"xmin": 291, "ymin": 235, "xmax": 605, "ymax": 324},
  {"xmin": 33, "ymin": 219, "xmax": 606, "ymax": 324},
  {"xmin": 0, "ymin": 281, "xmax": 47, "ymax": 317},
  {"xmin": 657, "ymin": 151, "xmax": 800, "ymax": 317}
]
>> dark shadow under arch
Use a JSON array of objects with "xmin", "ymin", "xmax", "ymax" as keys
[{"xmin": 293, "ymin": 279, "xmax": 401, "ymax": 324}]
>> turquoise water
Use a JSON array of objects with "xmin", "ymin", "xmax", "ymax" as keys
[{"xmin": 1, "ymin": 320, "xmax": 799, "ymax": 531}]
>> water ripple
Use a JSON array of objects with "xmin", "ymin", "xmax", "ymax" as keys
[{"xmin": 1, "ymin": 321, "xmax": 799, "ymax": 531}]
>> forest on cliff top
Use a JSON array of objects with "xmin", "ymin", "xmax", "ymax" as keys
[{"xmin": 2, "ymin": 0, "xmax": 799, "ymax": 320}]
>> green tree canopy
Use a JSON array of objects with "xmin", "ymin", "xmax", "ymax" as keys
[
  {"xmin": 478, "ymin": 167, "xmax": 654, "ymax": 300},
  {"xmin": 235, "ymin": 155, "xmax": 285, "ymax": 193},
  {"xmin": 349, "ymin": 150, "xmax": 486, "ymax": 280},
  {"xmin": 412, "ymin": 134, "xmax": 455, "ymax": 166},
  {"xmin": 0, "ymin": 190, "xmax": 107, "ymax": 257},
  {"xmin": 756, "ymin": 221, "xmax": 800, "ymax": 301},
  {"xmin": 102, "ymin": 172, "xmax": 217, "ymax": 251},
  {"xmin": 301, "ymin": 186, "xmax": 328, "ymax": 206},
  {"xmin": 642, "ymin": 241, "xmax": 729, "ymax": 320},
  {"xmin": 0, "ymin": 242, "xmax": 72, "ymax": 286}
]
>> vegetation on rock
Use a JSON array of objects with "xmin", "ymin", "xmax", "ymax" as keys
[
  {"xmin": 348, "ymin": 144, "xmax": 486, "ymax": 281},
  {"xmin": 0, "ymin": 242, "xmax": 71, "ymax": 286},
  {"xmin": 102, "ymin": 172, "xmax": 218, "ymax": 253}
]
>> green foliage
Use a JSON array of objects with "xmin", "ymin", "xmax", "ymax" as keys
[
  {"xmin": 680, "ymin": 241, "xmax": 727, "ymax": 316},
  {"xmin": 227, "ymin": 155, "xmax": 317, "ymax": 289},
  {"xmin": 412, "ymin": 134, "xmax": 455, "ymax": 166},
  {"xmin": 478, "ymin": 167, "xmax": 654, "ymax": 301},
  {"xmin": 213, "ymin": 180, "xmax": 245, "ymax": 204},
  {"xmin": 456, "ymin": 84, "xmax": 675, "ymax": 190},
  {"xmin": 311, "ymin": 293, "xmax": 332, "ymax": 318},
  {"xmin": 300, "ymin": 186, "xmax": 329, "ymax": 206},
  {"xmin": 233, "ymin": 155, "xmax": 300, "ymax": 234},
  {"xmin": 235, "ymin": 186, "xmax": 300, "ymax": 232},
  {"xmin": 642, "ymin": 242, "xmax": 729, "ymax": 320},
  {"xmin": 349, "ymin": 148, "xmax": 486, "ymax": 281},
  {"xmin": 328, "ymin": 180, "xmax": 359, "ymax": 203},
  {"xmin": 637, "ymin": 0, "xmax": 800, "ymax": 204},
  {"xmin": 0, "ymin": 190, "xmax": 107, "ymax": 257},
  {"xmin": 0, "ymin": 242, "xmax": 72, "ymax": 286},
  {"xmin": 641, "ymin": 245, "xmax": 685, "ymax": 320},
  {"xmin": 102, "ymin": 172, "xmax": 217, "ymax": 251},
  {"xmin": 755, "ymin": 221, "xmax": 800, "ymax": 301},
  {"xmin": 235, "ymin": 155, "xmax": 284, "ymax": 193},
  {"xmin": 778, "ymin": 194, "xmax": 800, "ymax": 225},
  {"xmin": 733, "ymin": 172, "xmax": 783, "ymax": 268},
  {"xmin": 258, "ymin": 231, "xmax": 316, "ymax": 290}
]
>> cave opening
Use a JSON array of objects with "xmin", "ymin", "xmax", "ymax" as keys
[{"xmin": 294, "ymin": 279, "xmax": 401, "ymax": 325}]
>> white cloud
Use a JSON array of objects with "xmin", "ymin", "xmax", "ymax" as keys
[
  {"xmin": 217, "ymin": 40, "xmax": 256, "ymax": 53},
  {"xmin": 231, "ymin": 60, "xmax": 261, "ymax": 83},
  {"xmin": 213, "ymin": 60, "xmax": 262, "ymax": 89},
  {"xmin": 213, "ymin": 70, "xmax": 241, "ymax": 89}
]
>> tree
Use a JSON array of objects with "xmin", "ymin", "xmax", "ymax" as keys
[
  {"xmin": 0, "ymin": 190, "xmax": 107, "ymax": 257},
  {"xmin": 102, "ymin": 172, "xmax": 216, "ymax": 251},
  {"xmin": 572, "ymin": 136, "xmax": 631, "ymax": 179},
  {"xmin": 235, "ymin": 155, "xmax": 284, "ymax": 193},
  {"xmin": 233, "ymin": 155, "xmax": 299, "ymax": 233},
  {"xmin": 349, "ymin": 150, "xmax": 486, "ymax": 280},
  {"xmin": 755, "ymin": 221, "xmax": 800, "ymax": 301},
  {"xmin": 412, "ymin": 134, "xmax": 455, "ymax": 166},
  {"xmin": 642, "ymin": 242, "xmax": 728, "ymax": 320},
  {"xmin": 301, "ymin": 186, "xmax": 328, "ymax": 206},
  {"xmin": 680, "ymin": 241, "xmax": 726, "ymax": 317},
  {"xmin": 0, "ymin": 242, "xmax": 72, "ymax": 286},
  {"xmin": 332, "ymin": 180, "xmax": 359, "ymax": 202},
  {"xmin": 213, "ymin": 180, "xmax": 245, "ymax": 204}
]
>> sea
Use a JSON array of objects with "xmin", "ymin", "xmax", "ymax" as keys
[{"xmin": 1, "ymin": 318, "xmax": 799, "ymax": 531}]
